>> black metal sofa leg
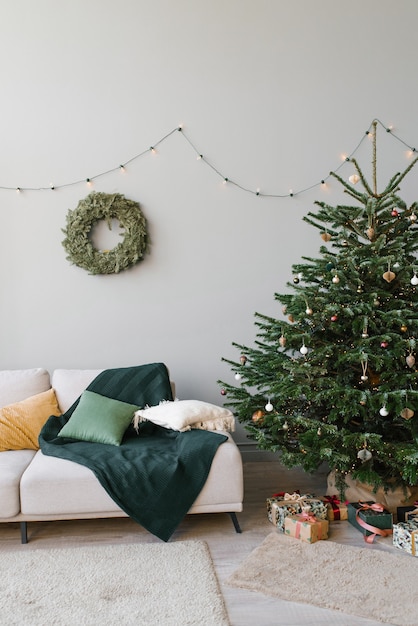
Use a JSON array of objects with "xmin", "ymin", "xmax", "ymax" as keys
[
  {"xmin": 20, "ymin": 521, "xmax": 28, "ymax": 544},
  {"xmin": 229, "ymin": 512, "xmax": 242, "ymax": 533}
]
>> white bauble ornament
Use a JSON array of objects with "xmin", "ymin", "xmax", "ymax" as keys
[
  {"xmin": 357, "ymin": 448, "xmax": 372, "ymax": 462},
  {"xmin": 332, "ymin": 274, "xmax": 340, "ymax": 284},
  {"xmin": 379, "ymin": 406, "xmax": 389, "ymax": 416},
  {"xmin": 411, "ymin": 274, "xmax": 418, "ymax": 286},
  {"xmin": 265, "ymin": 401, "xmax": 273, "ymax": 412},
  {"xmin": 349, "ymin": 174, "xmax": 360, "ymax": 185},
  {"xmin": 234, "ymin": 373, "xmax": 242, "ymax": 381},
  {"xmin": 300, "ymin": 344, "xmax": 308, "ymax": 355}
]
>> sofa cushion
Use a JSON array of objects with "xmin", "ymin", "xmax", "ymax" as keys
[
  {"xmin": 133, "ymin": 399, "xmax": 235, "ymax": 432},
  {"xmin": 0, "ymin": 369, "xmax": 50, "ymax": 407},
  {"xmin": 52, "ymin": 369, "xmax": 103, "ymax": 413},
  {"xmin": 57, "ymin": 391, "xmax": 139, "ymax": 446},
  {"xmin": 20, "ymin": 450, "xmax": 122, "ymax": 515},
  {"xmin": 0, "ymin": 450, "xmax": 36, "ymax": 517},
  {"xmin": 0, "ymin": 389, "xmax": 61, "ymax": 452}
]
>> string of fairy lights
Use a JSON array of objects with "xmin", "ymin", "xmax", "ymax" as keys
[{"xmin": 6, "ymin": 118, "xmax": 418, "ymax": 197}]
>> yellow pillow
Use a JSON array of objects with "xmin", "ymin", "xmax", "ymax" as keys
[{"xmin": 0, "ymin": 388, "xmax": 61, "ymax": 451}]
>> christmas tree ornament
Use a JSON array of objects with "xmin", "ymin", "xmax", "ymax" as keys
[
  {"xmin": 332, "ymin": 274, "xmax": 340, "ymax": 284},
  {"xmin": 357, "ymin": 447, "xmax": 372, "ymax": 462},
  {"xmin": 374, "ymin": 299, "xmax": 380, "ymax": 306},
  {"xmin": 293, "ymin": 276, "xmax": 300, "ymax": 284},
  {"xmin": 400, "ymin": 407, "xmax": 414, "ymax": 420},
  {"xmin": 317, "ymin": 427, "xmax": 322, "ymax": 435},
  {"xmin": 321, "ymin": 232, "xmax": 332, "ymax": 242},
  {"xmin": 360, "ymin": 358, "xmax": 368, "ymax": 382},
  {"xmin": 252, "ymin": 410, "xmax": 265, "ymax": 424},
  {"xmin": 265, "ymin": 400, "xmax": 274, "ymax": 412},
  {"xmin": 282, "ymin": 305, "xmax": 287, "ymax": 314},
  {"xmin": 391, "ymin": 209, "xmax": 399, "ymax": 217},
  {"xmin": 326, "ymin": 262, "xmax": 335, "ymax": 271},
  {"xmin": 349, "ymin": 174, "xmax": 360, "ymax": 185},
  {"xmin": 239, "ymin": 354, "xmax": 248, "ymax": 365},
  {"xmin": 401, "ymin": 324, "xmax": 408, "ymax": 332},
  {"xmin": 357, "ymin": 285, "xmax": 364, "ymax": 293},
  {"xmin": 379, "ymin": 405, "xmax": 389, "ymax": 416},
  {"xmin": 366, "ymin": 227, "xmax": 375, "ymax": 240},
  {"xmin": 234, "ymin": 372, "xmax": 242, "ymax": 381},
  {"xmin": 362, "ymin": 318, "xmax": 369, "ymax": 338},
  {"xmin": 410, "ymin": 273, "xmax": 418, "ymax": 286},
  {"xmin": 300, "ymin": 343, "xmax": 308, "ymax": 355},
  {"xmin": 279, "ymin": 334, "xmax": 286, "ymax": 347},
  {"xmin": 282, "ymin": 421, "xmax": 289, "ymax": 430},
  {"xmin": 409, "ymin": 212, "xmax": 417, "ymax": 223},
  {"xmin": 380, "ymin": 341, "xmax": 388, "ymax": 348},
  {"xmin": 406, "ymin": 353, "xmax": 416, "ymax": 368},
  {"xmin": 288, "ymin": 314, "xmax": 295, "ymax": 323},
  {"xmin": 330, "ymin": 314, "xmax": 338, "ymax": 322},
  {"xmin": 220, "ymin": 388, "xmax": 227, "ymax": 396},
  {"xmin": 383, "ymin": 262, "xmax": 396, "ymax": 283}
]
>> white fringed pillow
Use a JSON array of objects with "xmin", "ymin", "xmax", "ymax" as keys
[{"xmin": 133, "ymin": 399, "xmax": 235, "ymax": 433}]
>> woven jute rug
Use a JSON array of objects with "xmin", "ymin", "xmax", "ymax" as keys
[
  {"xmin": 227, "ymin": 532, "xmax": 418, "ymax": 626},
  {"xmin": 1, "ymin": 540, "xmax": 229, "ymax": 625}
]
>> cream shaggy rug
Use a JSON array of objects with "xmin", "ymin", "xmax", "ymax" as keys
[
  {"xmin": 227, "ymin": 532, "xmax": 418, "ymax": 626},
  {"xmin": 1, "ymin": 541, "xmax": 229, "ymax": 625}
]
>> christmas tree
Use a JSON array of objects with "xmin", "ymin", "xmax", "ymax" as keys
[{"xmin": 219, "ymin": 122, "xmax": 418, "ymax": 494}]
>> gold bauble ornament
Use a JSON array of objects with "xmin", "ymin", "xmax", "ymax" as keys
[
  {"xmin": 366, "ymin": 227, "xmax": 375, "ymax": 240},
  {"xmin": 400, "ymin": 408, "xmax": 414, "ymax": 420},
  {"xmin": 252, "ymin": 410, "xmax": 265, "ymax": 424},
  {"xmin": 401, "ymin": 324, "xmax": 408, "ymax": 332},
  {"xmin": 321, "ymin": 232, "xmax": 332, "ymax": 242},
  {"xmin": 383, "ymin": 270, "xmax": 396, "ymax": 283}
]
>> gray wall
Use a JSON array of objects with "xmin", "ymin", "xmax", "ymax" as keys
[{"xmin": 1, "ymin": 0, "xmax": 418, "ymax": 447}]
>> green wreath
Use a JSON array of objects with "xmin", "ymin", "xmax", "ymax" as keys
[{"xmin": 62, "ymin": 192, "xmax": 148, "ymax": 275}]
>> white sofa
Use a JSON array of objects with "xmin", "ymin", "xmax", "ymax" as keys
[{"xmin": 0, "ymin": 368, "xmax": 244, "ymax": 543}]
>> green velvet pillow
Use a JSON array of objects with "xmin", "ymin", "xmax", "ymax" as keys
[{"xmin": 57, "ymin": 390, "xmax": 139, "ymax": 446}]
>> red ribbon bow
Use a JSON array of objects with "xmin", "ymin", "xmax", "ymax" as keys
[{"xmin": 356, "ymin": 501, "xmax": 392, "ymax": 544}]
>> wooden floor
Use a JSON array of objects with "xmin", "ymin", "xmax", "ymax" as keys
[{"xmin": 0, "ymin": 460, "xmax": 395, "ymax": 626}]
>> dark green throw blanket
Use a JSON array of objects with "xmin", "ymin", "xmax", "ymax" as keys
[{"xmin": 39, "ymin": 363, "xmax": 227, "ymax": 541}]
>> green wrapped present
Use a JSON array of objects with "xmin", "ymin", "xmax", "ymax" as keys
[
  {"xmin": 267, "ymin": 492, "xmax": 327, "ymax": 532},
  {"xmin": 348, "ymin": 501, "xmax": 393, "ymax": 543}
]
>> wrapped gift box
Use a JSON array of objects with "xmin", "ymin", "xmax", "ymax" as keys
[
  {"xmin": 322, "ymin": 495, "xmax": 348, "ymax": 521},
  {"xmin": 396, "ymin": 504, "xmax": 418, "ymax": 523},
  {"xmin": 284, "ymin": 513, "xmax": 329, "ymax": 543},
  {"xmin": 393, "ymin": 520, "xmax": 418, "ymax": 556},
  {"xmin": 267, "ymin": 492, "xmax": 327, "ymax": 532},
  {"xmin": 348, "ymin": 501, "xmax": 392, "ymax": 539}
]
